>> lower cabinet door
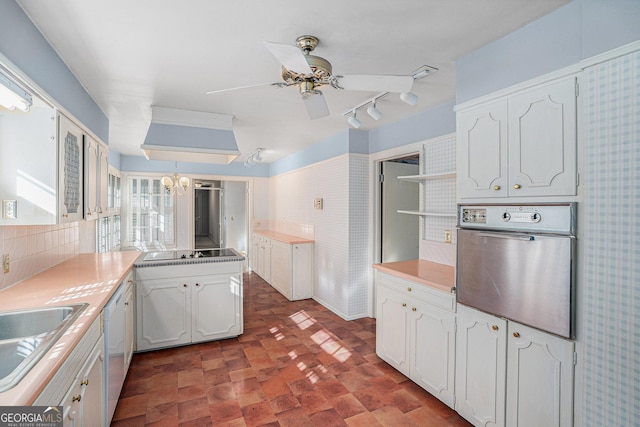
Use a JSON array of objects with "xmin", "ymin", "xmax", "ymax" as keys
[
  {"xmin": 192, "ymin": 274, "xmax": 242, "ymax": 342},
  {"xmin": 137, "ymin": 278, "xmax": 190, "ymax": 351},
  {"xmin": 506, "ymin": 322, "xmax": 574, "ymax": 427},
  {"xmin": 375, "ymin": 286, "xmax": 410, "ymax": 375},
  {"xmin": 410, "ymin": 302, "xmax": 456, "ymax": 408},
  {"xmin": 80, "ymin": 336, "xmax": 104, "ymax": 427},
  {"xmin": 455, "ymin": 305, "xmax": 507, "ymax": 427},
  {"xmin": 61, "ymin": 381, "xmax": 81, "ymax": 427}
]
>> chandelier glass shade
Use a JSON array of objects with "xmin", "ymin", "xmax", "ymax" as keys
[{"xmin": 162, "ymin": 173, "xmax": 190, "ymax": 196}]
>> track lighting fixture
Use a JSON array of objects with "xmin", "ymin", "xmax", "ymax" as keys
[
  {"xmin": 244, "ymin": 148, "xmax": 266, "ymax": 167},
  {"xmin": 400, "ymin": 91, "xmax": 418, "ymax": 106},
  {"xmin": 340, "ymin": 65, "xmax": 438, "ymax": 128},
  {"xmin": 367, "ymin": 101, "xmax": 382, "ymax": 120},
  {"xmin": 347, "ymin": 111, "xmax": 361, "ymax": 129}
]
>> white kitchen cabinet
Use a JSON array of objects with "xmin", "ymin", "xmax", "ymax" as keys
[
  {"xmin": 252, "ymin": 232, "xmax": 314, "ymax": 301},
  {"xmin": 375, "ymin": 271, "xmax": 456, "ymax": 407},
  {"xmin": 83, "ymin": 136, "xmax": 109, "ymax": 220},
  {"xmin": 58, "ymin": 113, "xmax": 84, "ymax": 223},
  {"xmin": 456, "ymin": 304, "xmax": 575, "ymax": 427},
  {"xmin": 135, "ymin": 261, "xmax": 243, "ymax": 351},
  {"xmin": 35, "ymin": 316, "xmax": 104, "ymax": 427},
  {"xmin": 123, "ymin": 274, "xmax": 135, "ymax": 371},
  {"xmin": 457, "ymin": 76, "xmax": 577, "ymax": 200},
  {"xmin": 270, "ymin": 240, "xmax": 313, "ymax": 301}
]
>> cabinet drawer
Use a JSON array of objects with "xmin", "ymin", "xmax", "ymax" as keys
[{"xmin": 376, "ymin": 271, "xmax": 455, "ymax": 312}]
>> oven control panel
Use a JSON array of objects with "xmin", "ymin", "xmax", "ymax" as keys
[{"xmin": 458, "ymin": 203, "xmax": 576, "ymax": 235}]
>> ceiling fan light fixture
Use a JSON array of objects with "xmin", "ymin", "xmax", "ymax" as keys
[
  {"xmin": 400, "ymin": 91, "xmax": 418, "ymax": 106},
  {"xmin": 367, "ymin": 102, "xmax": 382, "ymax": 120}
]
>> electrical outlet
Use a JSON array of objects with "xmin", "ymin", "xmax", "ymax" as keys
[
  {"xmin": 314, "ymin": 198, "xmax": 323, "ymax": 210},
  {"xmin": 3, "ymin": 254, "xmax": 9, "ymax": 274},
  {"xmin": 444, "ymin": 230, "xmax": 452, "ymax": 244}
]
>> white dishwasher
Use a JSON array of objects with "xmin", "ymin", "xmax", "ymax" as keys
[{"xmin": 103, "ymin": 280, "xmax": 126, "ymax": 425}]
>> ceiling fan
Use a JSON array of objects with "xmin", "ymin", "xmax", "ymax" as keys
[{"xmin": 206, "ymin": 35, "xmax": 416, "ymax": 120}]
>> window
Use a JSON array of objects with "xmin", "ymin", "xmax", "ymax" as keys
[
  {"xmin": 108, "ymin": 168, "xmax": 121, "ymax": 212},
  {"xmin": 97, "ymin": 214, "xmax": 121, "ymax": 253},
  {"xmin": 126, "ymin": 176, "xmax": 175, "ymax": 249}
]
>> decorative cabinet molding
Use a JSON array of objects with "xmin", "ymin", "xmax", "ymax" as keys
[
  {"xmin": 58, "ymin": 113, "xmax": 84, "ymax": 223},
  {"xmin": 84, "ymin": 135, "xmax": 109, "ymax": 220},
  {"xmin": 455, "ymin": 304, "xmax": 574, "ymax": 427},
  {"xmin": 135, "ymin": 262, "xmax": 243, "ymax": 351},
  {"xmin": 375, "ymin": 270, "xmax": 456, "ymax": 408},
  {"xmin": 457, "ymin": 76, "xmax": 578, "ymax": 200}
]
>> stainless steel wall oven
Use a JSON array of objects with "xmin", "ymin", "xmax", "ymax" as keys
[{"xmin": 456, "ymin": 203, "xmax": 576, "ymax": 339}]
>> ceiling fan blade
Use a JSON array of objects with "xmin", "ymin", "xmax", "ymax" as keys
[
  {"xmin": 264, "ymin": 41, "xmax": 313, "ymax": 75},
  {"xmin": 302, "ymin": 92, "xmax": 330, "ymax": 120},
  {"xmin": 206, "ymin": 82, "xmax": 279, "ymax": 95},
  {"xmin": 335, "ymin": 75, "xmax": 414, "ymax": 93}
]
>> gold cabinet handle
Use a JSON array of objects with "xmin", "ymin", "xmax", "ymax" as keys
[
  {"xmin": 402, "ymin": 303, "xmax": 407, "ymax": 307},
  {"xmin": 62, "ymin": 213, "xmax": 69, "ymax": 218},
  {"xmin": 492, "ymin": 325, "xmax": 499, "ymax": 331},
  {"xmin": 80, "ymin": 379, "xmax": 89, "ymax": 386},
  {"xmin": 411, "ymin": 307, "xmax": 417, "ymax": 312},
  {"xmin": 513, "ymin": 184, "xmax": 521, "ymax": 190},
  {"xmin": 493, "ymin": 185, "xmax": 501, "ymax": 191},
  {"xmin": 513, "ymin": 332, "xmax": 520, "ymax": 338},
  {"xmin": 127, "ymin": 279, "xmax": 133, "ymax": 284},
  {"xmin": 407, "ymin": 287, "xmax": 412, "ymax": 292},
  {"xmin": 72, "ymin": 395, "xmax": 82, "ymax": 402}
]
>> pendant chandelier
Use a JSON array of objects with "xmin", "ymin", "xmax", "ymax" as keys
[{"xmin": 162, "ymin": 163, "xmax": 190, "ymax": 196}]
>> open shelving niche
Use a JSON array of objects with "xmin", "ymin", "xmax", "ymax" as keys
[
  {"xmin": 395, "ymin": 135, "xmax": 458, "ymax": 244},
  {"xmin": 396, "ymin": 171, "xmax": 457, "ymax": 217}
]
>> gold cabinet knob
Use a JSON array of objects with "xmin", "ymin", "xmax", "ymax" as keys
[
  {"xmin": 195, "ymin": 283, "xmax": 200, "ymax": 287},
  {"xmin": 513, "ymin": 184, "xmax": 521, "ymax": 190},
  {"xmin": 81, "ymin": 379, "xmax": 89, "ymax": 386},
  {"xmin": 411, "ymin": 307, "xmax": 417, "ymax": 312},
  {"xmin": 513, "ymin": 332, "xmax": 520, "ymax": 338},
  {"xmin": 183, "ymin": 284, "xmax": 188, "ymax": 288},
  {"xmin": 493, "ymin": 185, "xmax": 501, "ymax": 191},
  {"xmin": 492, "ymin": 325, "xmax": 499, "ymax": 331},
  {"xmin": 402, "ymin": 303, "xmax": 407, "ymax": 307},
  {"xmin": 407, "ymin": 287, "xmax": 412, "ymax": 292},
  {"xmin": 72, "ymin": 395, "xmax": 82, "ymax": 402}
]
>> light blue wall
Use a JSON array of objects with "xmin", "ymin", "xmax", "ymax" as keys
[
  {"xmin": 0, "ymin": 1, "xmax": 109, "ymax": 143},
  {"xmin": 108, "ymin": 150, "xmax": 121, "ymax": 170},
  {"xmin": 120, "ymin": 155, "xmax": 269, "ymax": 178},
  {"xmin": 143, "ymin": 123, "xmax": 238, "ymax": 151},
  {"xmin": 456, "ymin": 0, "xmax": 640, "ymax": 102},
  {"xmin": 369, "ymin": 100, "xmax": 456, "ymax": 154}
]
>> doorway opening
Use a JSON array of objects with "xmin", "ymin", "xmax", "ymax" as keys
[
  {"xmin": 193, "ymin": 179, "xmax": 248, "ymax": 253},
  {"xmin": 379, "ymin": 154, "xmax": 420, "ymax": 263}
]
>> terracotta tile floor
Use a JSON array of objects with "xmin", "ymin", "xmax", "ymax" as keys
[{"xmin": 112, "ymin": 272, "xmax": 472, "ymax": 426}]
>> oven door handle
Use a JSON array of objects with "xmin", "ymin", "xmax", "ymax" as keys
[{"xmin": 477, "ymin": 232, "xmax": 535, "ymax": 241}]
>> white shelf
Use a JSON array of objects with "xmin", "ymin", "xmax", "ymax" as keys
[
  {"xmin": 398, "ymin": 171, "xmax": 456, "ymax": 182},
  {"xmin": 398, "ymin": 210, "xmax": 457, "ymax": 217}
]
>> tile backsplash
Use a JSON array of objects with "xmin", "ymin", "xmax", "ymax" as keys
[{"xmin": 0, "ymin": 223, "xmax": 79, "ymax": 291}]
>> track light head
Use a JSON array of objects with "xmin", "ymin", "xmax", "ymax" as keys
[
  {"xmin": 400, "ymin": 92, "xmax": 418, "ymax": 106},
  {"xmin": 347, "ymin": 112, "xmax": 361, "ymax": 129},
  {"xmin": 367, "ymin": 102, "xmax": 382, "ymax": 120}
]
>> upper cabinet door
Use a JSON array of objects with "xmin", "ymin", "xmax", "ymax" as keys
[
  {"xmin": 98, "ymin": 144, "xmax": 109, "ymax": 215},
  {"xmin": 83, "ymin": 135, "xmax": 99, "ymax": 220},
  {"xmin": 457, "ymin": 100, "xmax": 508, "ymax": 199},
  {"xmin": 507, "ymin": 77, "xmax": 577, "ymax": 197},
  {"xmin": 58, "ymin": 113, "xmax": 84, "ymax": 223}
]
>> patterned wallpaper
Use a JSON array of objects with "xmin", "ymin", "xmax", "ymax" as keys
[
  {"xmin": 269, "ymin": 154, "xmax": 369, "ymax": 320},
  {"xmin": 582, "ymin": 49, "xmax": 640, "ymax": 425}
]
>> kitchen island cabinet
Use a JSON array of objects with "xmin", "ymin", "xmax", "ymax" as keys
[
  {"xmin": 373, "ymin": 262, "xmax": 456, "ymax": 408},
  {"xmin": 457, "ymin": 75, "xmax": 577, "ymax": 200},
  {"xmin": 252, "ymin": 231, "xmax": 314, "ymax": 301},
  {"xmin": 135, "ymin": 259, "xmax": 244, "ymax": 351},
  {"xmin": 456, "ymin": 304, "xmax": 575, "ymax": 427}
]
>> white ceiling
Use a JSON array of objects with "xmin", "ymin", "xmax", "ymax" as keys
[{"xmin": 17, "ymin": 0, "xmax": 569, "ymax": 164}]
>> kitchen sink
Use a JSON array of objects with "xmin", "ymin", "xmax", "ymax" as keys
[{"xmin": 0, "ymin": 303, "xmax": 88, "ymax": 392}]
